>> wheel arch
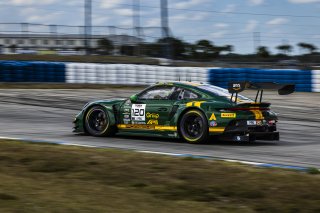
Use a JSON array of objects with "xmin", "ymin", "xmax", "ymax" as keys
[
  {"xmin": 83, "ymin": 104, "xmax": 117, "ymax": 133},
  {"xmin": 176, "ymin": 107, "xmax": 209, "ymax": 143},
  {"xmin": 176, "ymin": 107, "xmax": 209, "ymax": 133}
]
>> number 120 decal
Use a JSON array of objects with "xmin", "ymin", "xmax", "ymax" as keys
[{"xmin": 131, "ymin": 104, "xmax": 146, "ymax": 121}]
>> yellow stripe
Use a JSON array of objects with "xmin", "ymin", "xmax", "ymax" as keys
[
  {"xmin": 154, "ymin": 126, "xmax": 177, "ymax": 131},
  {"xmin": 209, "ymin": 127, "xmax": 225, "ymax": 132},
  {"xmin": 117, "ymin": 124, "xmax": 177, "ymax": 131},
  {"xmin": 186, "ymin": 102, "xmax": 193, "ymax": 107},
  {"xmin": 250, "ymin": 110, "xmax": 264, "ymax": 119},
  {"xmin": 186, "ymin": 101, "xmax": 205, "ymax": 107},
  {"xmin": 194, "ymin": 101, "xmax": 205, "ymax": 107},
  {"xmin": 117, "ymin": 124, "xmax": 127, "ymax": 129}
]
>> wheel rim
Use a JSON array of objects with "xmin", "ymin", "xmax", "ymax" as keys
[
  {"xmin": 87, "ymin": 109, "xmax": 108, "ymax": 133},
  {"xmin": 182, "ymin": 114, "xmax": 204, "ymax": 139}
]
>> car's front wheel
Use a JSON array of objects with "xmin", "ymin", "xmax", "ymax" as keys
[
  {"xmin": 85, "ymin": 106, "xmax": 114, "ymax": 136},
  {"xmin": 179, "ymin": 109, "xmax": 208, "ymax": 143}
]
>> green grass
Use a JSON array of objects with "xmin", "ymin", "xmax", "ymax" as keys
[{"xmin": 0, "ymin": 139, "xmax": 319, "ymax": 213}]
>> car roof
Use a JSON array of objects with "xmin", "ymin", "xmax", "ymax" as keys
[{"xmin": 155, "ymin": 81, "xmax": 206, "ymax": 88}]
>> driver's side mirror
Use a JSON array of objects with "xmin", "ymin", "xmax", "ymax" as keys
[{"xmin": 130, "ymin": 94, "xmax": 138, "ymax": 103}]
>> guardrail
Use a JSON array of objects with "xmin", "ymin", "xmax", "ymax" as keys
[{"xmin": 0, "ymin": 61, "xmax": 319, "ymax": 92}]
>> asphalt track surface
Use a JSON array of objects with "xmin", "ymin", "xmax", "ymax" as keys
[{"xmin": 0, "ymin": 88, "xmax": 319, "ymax": 168}]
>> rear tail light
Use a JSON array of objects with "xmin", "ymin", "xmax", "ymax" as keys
[{"xmin": 268, "ymin": 120, "xmax": 276, "ymax": 125}]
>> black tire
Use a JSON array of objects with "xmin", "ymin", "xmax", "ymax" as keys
[
  {"xmin": 179, "ymin": 109, "xmax": 208, "ymax": 144},
  {"xmin": 84, "ymin": 106, "xmax": 114, "ymax": 136}
]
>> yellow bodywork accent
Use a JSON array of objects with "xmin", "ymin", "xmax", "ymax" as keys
[
  {"xmin": 154, "ymin": 126, "xmax": 177, "ymax": 131},
  {"xmin": 209, "ymin": 113, "xmax": 217, "ymax": 121},
  {"xmin": 182, "ymin": 82, "xmax": 201, "ymax": 86},
  {"xmin": 209, "ymin": 127, "xmax": 225, "ymax": 132},
  {"xmin": 117, "ymin": 124, "xmax": 177, "ymax": 131},
  {"xmin": 194, "ymin": 101, "xmax": 205, "ymax": 107},
  {"xmin": 186, "ymin": 101, "xmax": 205, "ymax": 107},
  {"xmin": 250, "ymin": 110, "xmax": 264, "ymax": 119}
]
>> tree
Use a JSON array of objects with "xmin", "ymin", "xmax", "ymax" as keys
[
  {"xmin": 120, "ymin": 45, "xmax": 134, "ymax": 56},
  {"xmin": 192, "ymin": 40, "xmax": 218, "ymax": 61},
  {"xmin": 8, "ymin": 44, "xmax": 17, "ymax": 53},
  {"xmin": 256, "ymin": 46, "xmax": 270, "ymax": 58},
  {"xmin": 297, "ymin": 42, "xmax": 317, "ymax": 54},
  {"xmin": 97, "ymin": 38, "xmax": 114, "ymax": 55},
  {"xmin": 276, "ymin": 44, "xmax": 293, "ymax": 55},
  {"xmin": 157, "ymin": 37, "xmax": 186, "ymax": 60},
  {"xmin": 219, "ymin": 45, "xmax": 234, "ymax": 54},
  {"xmin": 141, "ymin": 43, "xmax": 162, "ymax": 57}
]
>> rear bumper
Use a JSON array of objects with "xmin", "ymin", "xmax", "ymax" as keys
[
  {"xmin": 217, "ymin": 119, "xmax": 279, "ymax": 142},
  {"xmin": 218, "ymin": 132, "xmax": 279, "ymax": 142}
]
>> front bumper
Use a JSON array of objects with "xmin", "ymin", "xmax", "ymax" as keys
[{"xmin": 73, "ymin": 115, "xmax": 84, "ymax": 133}]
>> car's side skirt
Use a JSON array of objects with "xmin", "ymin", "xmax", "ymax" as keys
[{"xmin": 117, "ymin": 124, "xmax": 225, "ymax": 137}]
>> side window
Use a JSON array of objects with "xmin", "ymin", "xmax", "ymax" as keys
[
  {"xmin": 170, "ymin": 87, "xmax": 200, "ymax": 100},
  {"xmin": 183, "ymin": 90, "xmax": 199, "ymax": 99},
  {"xmin": 139, "ymin": 86, "xmax": 174, "ymax": 100}
]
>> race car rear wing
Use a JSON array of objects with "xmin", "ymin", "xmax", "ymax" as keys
[{"xmin": 228, "ymin": 82, "xmax": 295, "ymax": 103}]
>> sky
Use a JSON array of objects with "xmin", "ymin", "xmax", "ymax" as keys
[{"xmin": 0, "ymin": 0, "xmax": 319, "ymax": 54}]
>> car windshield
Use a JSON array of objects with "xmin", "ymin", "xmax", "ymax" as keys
[{"xmin": 198, "ymin": 85, "xmax": 252, "ymax": 102}]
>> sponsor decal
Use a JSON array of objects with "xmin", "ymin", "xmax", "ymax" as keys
[
  {"xmin": 146, "ymin": 112, "xmax": 159, "ymax": 119},
  {"xmin": 210, "ymin": 121, "xmax": 217, "ymax": 127},
  {"xmin": 209, "ymin": 113, "xmax": 216, "ymax": 120},
  {"xmin": 247, "ymin": 120, "xmax": 256, "ymax": 126},
  {"xmin": 256, "ymin": 120, "xmax": 262, "ymax": 126},
  {"xmin": 233, "ymin": 83, "xmax": 241, "ymax": 91},
  {"xmin": 117, "ymin": 124, "xmax": 177, "ymax": 131},
  {"xmin": 123, "ymin": 118, "xmax": 131, "ymax": 124},
  {"xmin": 124, "ymin": 114, "xmax": 130, "ymax": 119},
  {"xmin": 221, "ymin": 113, "xmax": 236, "ymax": 118},
  {"xmin": 124, "ymin": 108, "xmax": 130, "ymax": 113},
  {"xmin": 209, "ymin": 127, "xmax": 225, "ymax": 132},
  {"xmin": 131, "ymin": 104, "xmax": 146, "ymax": 121},
  {"xmin": 132, "ymin": 121, "xmax": 146, "ymax": 125},
  {"xmin": 167, "ymin": 132, "xmax": 178, "ymax": 137},
  {"xmin": 126, "ymin": 124, "xmax": 155, "ymax": 129},
  {"xmin": 147, "ymin": 119, "xmax": 159, "ymax": 125}
]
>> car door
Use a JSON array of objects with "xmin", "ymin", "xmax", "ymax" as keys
[{"xmin": 119, "ymin": 85, "xmax": 176, "ymax": 128}]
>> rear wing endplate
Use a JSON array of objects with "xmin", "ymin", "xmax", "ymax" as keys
[{"xmin": 228, "ymin": 82, "xmax": 295, "ymax": 103}]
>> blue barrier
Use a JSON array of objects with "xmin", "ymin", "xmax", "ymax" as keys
[
  {"xmin": 0, "ymin": 61, "xmax": 318, "ymax": 92},
  {"xmin": 0, "ymin": 61, "xmax": 66, "ymax": 83}
]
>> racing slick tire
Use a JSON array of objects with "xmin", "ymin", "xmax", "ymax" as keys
[
  {"xmin": 179, "ymin": 109, "xmax": 208, "ymax": 144},
  {"xmin": 84, "ymin": 105, "xmax": 114, "ymax": 137}
]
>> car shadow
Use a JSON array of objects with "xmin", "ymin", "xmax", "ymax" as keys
[{"xmin": 75, "ymin": 133, "xmax": 278, "ymax": 146}]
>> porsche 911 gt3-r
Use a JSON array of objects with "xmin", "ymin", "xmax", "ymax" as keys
[{"xmin": 73, "ymin": 81, "xmax": 294, "ymax": 143}]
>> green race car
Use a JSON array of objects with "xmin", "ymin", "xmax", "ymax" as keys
[{"xmin": 73, "ymin": 81, "xmax": 294, "ymax": 143}]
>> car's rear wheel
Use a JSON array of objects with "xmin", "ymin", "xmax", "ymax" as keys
[
  {"xmin": 85, "ymin": 106, "xmax": 114, "ymax": 136},
  {"xmin": 179, "ymin": 109, "xmax": 208, "ymax": 143}
]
